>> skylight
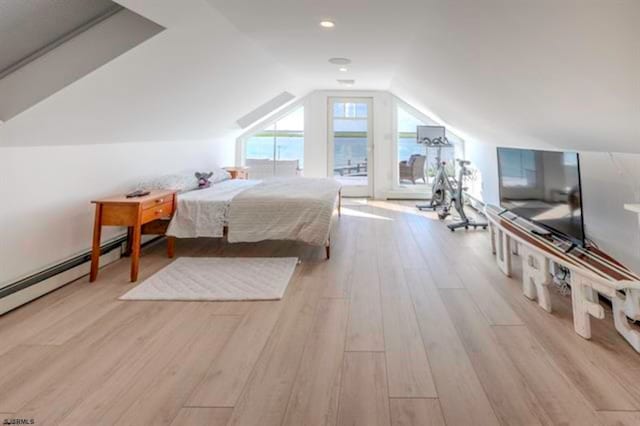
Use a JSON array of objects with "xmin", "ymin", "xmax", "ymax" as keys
[{"xmin": 0, "ymin": 0, "xmax": 122, "ymax": 79}]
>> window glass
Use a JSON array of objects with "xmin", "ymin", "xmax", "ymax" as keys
[
  {"xmin": 245, "ymin": 106, "xmax": 304, "ymax": 178},
  {"xmin": 397, "ymin": 106, "xmax": 428, "ymax": 186},
  {"xmin": 396, "ymin": 105, "xmax": 464, "ymax": 186},
  {"xmin": 332, "ymin": 101, "xmax": 370, "ymax": 187}
]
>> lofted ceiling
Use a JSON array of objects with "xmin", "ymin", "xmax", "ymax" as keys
[
  {"xmin": 206, "ymin": 0, "xmax": 427, "ymax": 90},
  {"xmin": 391, "ymin": 0, "xmax": 640, "ymax": 153},
  {"xmin": 0, "ymin": 0, "xmax": 310, "ymax": 146},
  {"xmin": 207, "ymin": 0, "xmax": 640, "ymax": 153},
  {"xmin": 1, "ymin": 0, "xmax": 637, "ymax": 154}
]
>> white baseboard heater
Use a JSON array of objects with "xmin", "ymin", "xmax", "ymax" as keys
[{"xmin": 0, "ymin": 236, "xmax": 131, "ymax": 315}]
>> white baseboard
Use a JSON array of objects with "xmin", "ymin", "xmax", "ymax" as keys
[{"xmin": 0, "ymin": 248, "xmax": 122, "ymax": 316}]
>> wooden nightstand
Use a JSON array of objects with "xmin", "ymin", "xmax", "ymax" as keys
[
  {"xmin": 90, "ymin": 190, "xmax": 176, "ymax": 282},
  {"xmin": 224, "ymin": 167, "xmax": 249, "ymax": 180}
]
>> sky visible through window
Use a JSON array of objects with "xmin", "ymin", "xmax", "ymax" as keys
[{"xmin": 246, "ymin": 106, "xmax": 304, "ymax": 168}]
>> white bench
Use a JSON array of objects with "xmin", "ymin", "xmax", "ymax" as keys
[{"xmin": 485, "ymin": 204, "xmax": 640, "ymax": 352}]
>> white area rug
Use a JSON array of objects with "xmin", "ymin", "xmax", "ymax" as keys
[{"xmin": 120, "ymin": 257, "xmax": 298, "ymax": 301}]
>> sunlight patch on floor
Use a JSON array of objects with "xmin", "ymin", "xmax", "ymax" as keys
[{"xmin": 341, "ymin": 207, "xmax": 393, "ymax": 221}]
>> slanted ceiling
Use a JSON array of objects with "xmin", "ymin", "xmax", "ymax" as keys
[
  {"xmin": 0, "ymin": 0, "xmax": 310, "ymax": 146},
  {"xmin": 1, "ymin": 0, "xmax": 637, "ymax": 153},
  {"xmin": 389, "ymin": 0, "xmax": 640, "ymax": 154},
  {"xmin": 0, "ymin": 0, "xmax": 121, "ymax": 77},
  {"xmin": 210, "ymin": 0, "xmax": 640, "ymax": 154}
]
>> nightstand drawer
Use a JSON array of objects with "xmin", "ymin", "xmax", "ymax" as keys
[
  {"xmin": 141, "ymin": 194, "xmax": 174, "ymax": 210},
  {"xmin": 141, "ymin": 201, "xmax": 174, "ymax": 224},
  {"xmin": 101, "ymin": 204, "xmax": 138, "ymax": 226}
]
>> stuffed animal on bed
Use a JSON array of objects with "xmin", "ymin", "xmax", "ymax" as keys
[{"xmin": 195, "ymin": 171, "xmax": 214, "ymax": 189}]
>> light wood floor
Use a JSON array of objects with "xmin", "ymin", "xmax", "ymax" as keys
[{"xmin": 1, "ymin": 200, "xmax": 640, "ymax": 426}]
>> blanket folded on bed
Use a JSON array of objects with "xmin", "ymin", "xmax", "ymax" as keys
[
  {"xmin": 166, "ymin": 179, "xmax": 258, "ymax": 238},
  {"xmin": 227, "ymin": 177, "xmax": 341, "ymax": 246}
]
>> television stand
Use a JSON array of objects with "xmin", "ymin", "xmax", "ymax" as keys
[
  {"xmin": 531, "ymin": 228, "xmax": 552, "ymax": 238},
  {"xmin": 485, "ymin": 204, "xmax": 640, "ymax": 352}
]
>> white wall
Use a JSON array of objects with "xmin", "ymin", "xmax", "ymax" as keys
[
  {"xmin": 580, "ymin": 152, "xmax": 640, "ymax": 272},
  {"xmin": 465, "ymin": 140, "xmax": 500, "ymax": 205},
  {"xmin": 0, "ymin": 0, "xmax": 308, "ymax": 286},
  {"xmin": 0, "ymin": 140, "xmax": 233, "ymax": 286}
]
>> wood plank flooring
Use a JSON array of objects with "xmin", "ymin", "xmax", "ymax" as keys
[{"xmin": 1, "ymin": 199, "xmax": 640, "ymax": 425}]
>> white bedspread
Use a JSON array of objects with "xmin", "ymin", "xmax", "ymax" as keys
[
  {"xmin": 167, "ymin": 179, "xmax": 259, "ymax": 238},
  {"xmin": 227, "ymin": 177, "xmax": 341, "ymax": 246}
]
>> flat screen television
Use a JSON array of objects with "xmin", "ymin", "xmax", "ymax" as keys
[{"xmin": 497, "ymin": 147, "xmax": 585, "ymax": 246}]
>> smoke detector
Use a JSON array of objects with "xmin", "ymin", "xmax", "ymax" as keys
[{"xmin": 329, "ymin": 57, "xmax": 351, "ymax": 65}]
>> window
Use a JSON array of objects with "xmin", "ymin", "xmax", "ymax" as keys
[
  {"xmin": 396, "ymin": 104, "xmax": 465, "ymax": 188},
  {"xmin": 397, "ymin": 106, "xmax": 428, "ymax": 186},
  {"xmin": 245, "ymin": 106, "xmax": 304, "ymax": 179}
]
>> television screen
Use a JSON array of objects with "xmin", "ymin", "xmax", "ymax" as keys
[{"xmin": 497, "ymin": 147, "xmax": 584, "ymax": 245}]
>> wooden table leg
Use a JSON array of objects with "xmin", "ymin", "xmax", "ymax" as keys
[
  {"xmin": 90, "ymin": 204, "xmax": 102, "ymax": 282},
  {"xmin": 167, "ymin": 236, "xmax": 176, "ymax": 258},
  {"xmin": 124, "ymin": 227, "xmax": 133, "ymax": 257},
  {"xmin": 326, "ymin": 236, "xmax": 331, "ymax": 259},
  {"xmin": 130, "ymin": 222, "xmax": 142, "ymax": 282}
]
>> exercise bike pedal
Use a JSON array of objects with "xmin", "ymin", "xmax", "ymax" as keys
[{"xmin": 416, "ymin": 204, "xmax": 435, "ymax": 211}]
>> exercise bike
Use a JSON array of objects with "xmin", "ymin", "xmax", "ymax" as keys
[
  {"xmin": 438, "ymin": 159, "xmax": 488, "ymax": 231},
  {"xmin": 417, "ymin": 159, "xmax": 456, "ymax": 212},
  {"xmin": 416, "ymin": 136, "xmax": 454, "ymax": 211}
]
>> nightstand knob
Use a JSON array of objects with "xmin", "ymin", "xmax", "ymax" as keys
[{"xmin": 156, "ymin": 198, "xmax": 164, "ymax": 203}]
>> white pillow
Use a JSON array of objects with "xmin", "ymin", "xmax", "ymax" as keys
[
  {"xmin": 136, "ymin": 173, "xmax": 199, "ymax": 193},
  {"xmin": 211, "ymin": 168, "xmax": 232, "ymax": 183}
]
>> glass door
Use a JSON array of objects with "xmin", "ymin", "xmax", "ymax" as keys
[{"xmin": 328, "ymin": 97, "xmax": 373, "ymax": 197}]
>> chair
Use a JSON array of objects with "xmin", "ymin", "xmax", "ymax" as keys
[
  {"xmin": 399, "ymin": 154, "xmax": 426, "ymax": 184},
  {"xmin": 273, "ymin": 159, "xmax": 300, "ymax": 177}
]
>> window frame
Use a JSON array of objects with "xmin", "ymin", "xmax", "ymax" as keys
[
  {"xmin": 391, "ymin": 97, "xmax": 465, "ymax": 193},
  {"xmin": 236, "ymin": 99, "xmax": 305, "ymax": 170}
]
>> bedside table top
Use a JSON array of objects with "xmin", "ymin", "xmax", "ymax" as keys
[
  {"xmin": 224, "ymin": 166, "xmax": 250, "ymax": 172},
  {"xmin": 92, "ymin": 190, "xmax": 175, "ymax": 205}
]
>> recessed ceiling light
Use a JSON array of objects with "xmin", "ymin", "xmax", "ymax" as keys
[
  {"xmin": 329, "ymin": 57, "xmax": 351, "ymax": 65},
  {"xmin": 339, "ymin": 67, "xmax": 348, "ymax": 72},
  {"xmin": 320, "ymin": 20, "xmax": 335, "ymax": 28}
]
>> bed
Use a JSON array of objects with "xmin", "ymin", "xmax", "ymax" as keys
[{"xmin": 166, "ymin": 177, "xmax": 342, "ymax": 258}]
